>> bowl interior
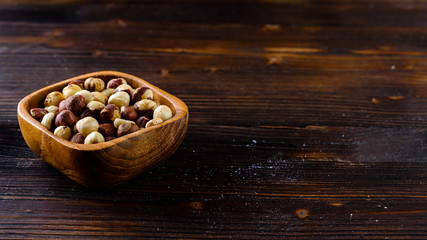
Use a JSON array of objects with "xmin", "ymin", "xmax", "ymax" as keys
[{"xmin": 18, "ymin": 71, "xmax": 187, "ymax": 151}]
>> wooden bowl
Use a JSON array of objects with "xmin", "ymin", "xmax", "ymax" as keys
[{"xmin": 17, "ymin": 71, "xmax": 188, "ymax": 189}]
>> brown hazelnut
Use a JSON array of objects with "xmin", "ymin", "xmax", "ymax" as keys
[
  {"xmin": 105, "ymin": 136, "xmax": 116, "ymax": 141},
  {"xmin": 135, "ymin": 116, "xmax": 151, "ymax": 128},
  {"xmin": 134, "ymin": 99, "xmax": 157, "ymax": 118},
  {"xmin": 84, "ymin": 77, "xmax": 105, "ymax": 92},
  {"xmin": 55, "ymin": 110, "xmax": 76, "ymax": 127},
  {"xmin": 132, "ymin": 87, "xmax": 153, "ymax": 104},
  {"xmin": 98, "ymin": 123, "xmax": 117, "ymax": 137},
  {"xmin": 68, "ymin": 79, "xmax": 85, "ymax": 89},
  {"xmin": 80, "ymin": 109, "xmax": 99, "ymax": 119},
  {"xmin": 44, "ymin": 91, "xmax": 65, "ymax": 107},
  {"xmin": 107, "ymin": 78, "xmax": 127, "ymax": 89},
  {"xmin": 62, "ymin": 84, "xmax": 82, "ymax": 99},
  {"xmin": 76, "ymin": 116, "xmax": 99, "ymax": 137},
  {"xmin": 108, "ymin": 92, "xmax": 130, "ymax": 108},
  {"xmin": 117, "ymin": 122, "xmax": 139, "ymax": 137},
  {"xmin": 58, "ymin": 100, "xmax": 66, "ymax": 112},
  {"xmin": 84, "ymin": 131, "xmax": 105, "ymax": 144},
  {"xmin": 64, "ymin": 94, "xmax": 86, "ymax": 116},
  {"xmin": 54, "ymin": 126, "xmax": 72, "ymax": 140},
  {"xmin": 41, "ymin": 112, "xmax": 55, "ymax": 130},
  {"xmin": 121, "ymin": 106, "xmax": 138, "ymax": 121},
  {"xmin": 100, "ymin": 104, "xmax": 120, "ymax": 123},
  {"xmin": 30, "ymin": 108, "xmax": 48, "ymax": 122},
  {"xmin": 153, "ymin": 105, "xmax": 173, "ymax": 121},
  {"xmin": 70, "ymin": 133, "xmax": 84, "ymax": 143}
]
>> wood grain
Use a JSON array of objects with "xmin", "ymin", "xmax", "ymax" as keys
[{"xmin": 1, "ymin": 0, "xmax": 427, "ymax": 239}]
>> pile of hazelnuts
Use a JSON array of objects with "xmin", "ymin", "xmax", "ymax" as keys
[{"xmin": 29, "ymin": 77, "xmax": 173, "ymax": 144}]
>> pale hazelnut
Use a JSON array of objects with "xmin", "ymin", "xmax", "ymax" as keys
[
  {"xmin": 98, "ymin": 123, "xmax": 116, "ymax": 137},
  {"xmin": 54, "ymin": 126, "xmax": 72, "ymax": 140},
  {"xmin": 30, "ymin": 108, "xmax": 48, "ymax": 122},
  {"xmin": 100, "ymin": 104, "xmax": 120, "ymax": 123},
  {"xmin": 87, "ymin": 101, "xmax": 105, "ymax": 111},
  {"xmin": 84, "ymin": 77, "xmax": 105, "ymax": 92},
  {"xmin": 70, "ymin": 133, "xmax": 84, "ymax": 143},
  {"xmin": 135, "ymin": 116, "xmax": 150, "ymax": 128},
  {"xmin": 84, "ymin": 131, "xmax": 105, "ymax": 144},
  {"xmin": 120, "ymin": 106, "xmax": 138, "ymax": 121},
  {"xmin": 68, "ymin": 79, "xmax": 85, "ymax": 89},
  {"xmin": 108, "ymin": 91, "xmax": 130, "ymax": 108},
  {"xmin": 113, "ymin": 118, "xmax": 135, "ymax": 128},
  {"xmin": 55, "ymin": 110, "xmax": 76, "ymax": 127},
  {"xmin": 92, "ymin": 91, "xmax": 108, "ymax": 104},
  {"xmin": 62, "ymin": 84, "xmax": 82, "ymax": 99},
  {"xmin": 44, "ymin": 91, "xmax": 65, "ymax": 107},
  {"xmin": 145, "ymin": 118, "xmax": 163, "ymax": 128},
  {"xmin": 117, "ymin": 122, "xmax": 139, "ymax": 137},
  {"xmin": 153, "ymin": 105, "xmax": 173, "ymax": 121},
  {"xmin": 80, "ymin": 109, "xmax": 99, "ymax": 119},
  {"xmin": 64, "ymin": 94, "xmax": 86, "ymax": 116},
  {"xmin": 41, "ymin": 112, "xmax": 55, "ymax": 130},
  {"xmin": 76, "ymin": 116, "xmax": 99, "ymax": 137},
  {"xmin": 134, "ymin": 99, "xmax": 157, "ymax": 117},
  {"xmin": 114, "ymin": 84, "xmax": 133, "ymax": 93},
  {"xmin": 75, "ymin": 90, "xmax": 94, "ymax": 104},
  {"xmin": 107, "ymin": 78, "xmax": 127, "ymax": 89},
  {"xmin": 101, "ymin": 88, "xmax": 115, "ymax": 98},
  {"xmin": 44, "ymin": 105, "xmax": 59, "ymax": 116},
  {"xmin": 132, "ymin": 87, "xmax": 153, "ymax": 104}
]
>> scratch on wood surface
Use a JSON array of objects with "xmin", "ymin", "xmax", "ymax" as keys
[
  {"xmin": 388, "ymin": 96, "xmax": 405, "ymax": 100},
  {"xmin": 261, "ymin": 24, "xmax": 282, "ymax": 32},
  {"xmin": 371, "ymin": 97, "xmax": 380, "ymax": 104},
  {"xmin": 264, "ymin": 47, "xmax": 323, "ymax": 53},
  {"xmin": 329, "ymin": 203, "xmax": 344, "ymax": 207}
]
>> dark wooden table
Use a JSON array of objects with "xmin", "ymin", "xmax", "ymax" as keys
[{"xmin": 1, "ymin": 0, "xmax": 426, "ymax": 239}]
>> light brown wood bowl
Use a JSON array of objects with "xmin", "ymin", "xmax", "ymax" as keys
[{"xmin": 17, "ymin": 71, "xmax": 189, "ymax": 189}]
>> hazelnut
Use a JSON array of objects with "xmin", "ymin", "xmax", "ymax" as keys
[
  {"xmin": 100, "ymin": 104, "xmax": 120, "ymax": 123},
  {"xmin": 117, "ymin": 122, "xmax": 139, "ymax": 137},
  {"xmin": 44, "ymin": 91, "xmax": 65, "ymax": 107},
  {"xmin": 80, "ymin": 109, "xmax": 99, "ymax": 119},
  {"xmin": 135, "ymin": 116, "xmax": 151, "ymax": 128},
  {"xmin": 108, "ymin": 91, "xmax": 130, "ymax": 108},
  {"xmin": 54, "ymin": 126, "xmax": 72, "ymax": 140},
  {"xmin": 98, "ymin": 123, "xmax": 117, "ymax": 137},
  {"xmin": 55, "ymin": 110, "xmax": 76, "ymax": 127},
  {"xmin": 44, "ymin": 105, "xmax": 59, "ymax": 116},
  {"xmin": 87, "ymin": 101, "xmax": 105, "ymax": 111},
  {"xmin": 76, "ymin": 116, "xmax": 99, "ymax": 137},
  {"xmin": 132, "ymin": 87, "xmax": 153, "ymax": 104},
  {"xmin": 58, "ymin": 100, "xmax": 66, "ymax": 112},
  {"xmin": 107, "ymin": 78, "xmax": 127, "ymax": 89},
  {"xmin": 68, "ymin": 79, "xmax": 85, "ymax": 89},
  {"xmin": 113, "ymin": 118, "xmax": 134, "ymax": 128},
  {"xmin": 134, "ymin": 99, "xmax": 157, "ymax": 117},
  {"xmin": 30, "ymin": 108, "xmax": 48, "ymax": 121},
  {"xmin": 120, "ymin": 106, "xmax": 138, "ymax": 121},
  {"xmin": 64, "ymin": 94, "xmax": 86, "ymax": 116},
  {"xmin": 75, "ymin": 90, "xmax": 94, "ymax": 104},
  {"xmin": 84, "ymin": 131, "xmax": 105, "ymax": 144},
  {"xmin": 92, "ymin": 92, "xmax": 108, "ymax": 104},
  {"xmin": 70, "ymin": 133, "xmax": 85, "ymax": 143},
  {"xmin": 105, "ymin": 136, "xmax": 116, "ymax": 141},
  {"xmin": 84, "ymin": 77, "xmax": 105, "ymax": 92},
  {"xmin": 41, "ymin": 112, "xmax": 55, "ymax": 130},
  {"xmin": 153, "ymin": 105, "xmax": 173, "ymax": 121},
  {"xmin": 114, "ymin": 84, "xmax": 133, "ymax": 97},
  {"xmin": 101, "ymin": 88, "xmax": 115, "ymax": 98},
  {"xmin": 62, "ymin": 84, "xmax": 82, "ymax": 99},
  {"xmin": 145, "ymin": 118, "xmax": 163, "ymax": 128}
]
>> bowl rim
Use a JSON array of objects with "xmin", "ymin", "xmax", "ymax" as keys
[{"xmin": 17, "ymin": 71, "xmax": 188, "ymax": 151}]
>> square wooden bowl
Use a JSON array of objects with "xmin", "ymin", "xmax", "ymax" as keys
[{"xmin": 17, "ymin": 71, "xmax": 188, "ymax": 189}]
